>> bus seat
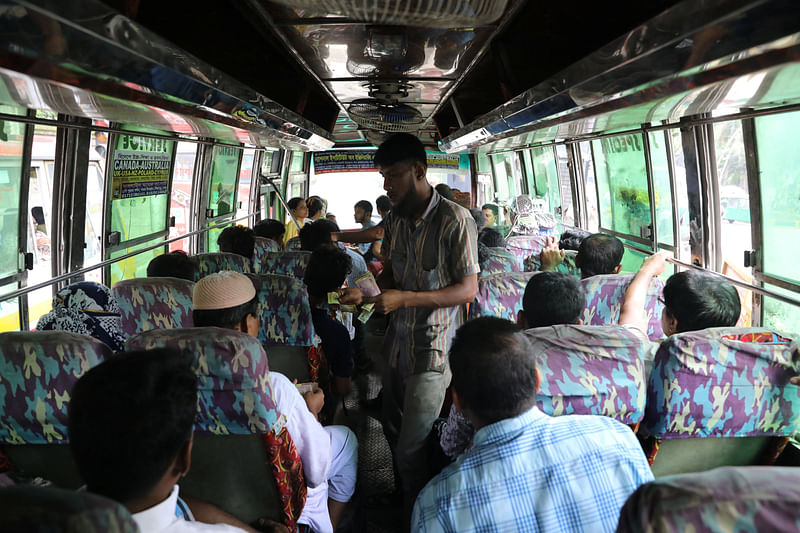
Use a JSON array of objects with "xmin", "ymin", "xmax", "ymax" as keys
[
  {"xmin": 194, "ymin": 252, "xmax": 252, "ymax": 281},
  {"xmin": 0, "ymin": 331, "xmax": 110, "ymax": 488},
  {"xmin": 0, "ymin": 485, "xmax": 139, "ymax": 532},
  {"xmin": 112, "ymin": 277, "xmax": 194, "ymax": 337},
  {"xmin": 284, "ymin": 237, "xmax": 302, "ymax": 251},
  {"xmin": 505, "ymin": 235, "xmax": 547, "ymax": 271},
  {"xmin": 257, "ymin": 251, "xmax": 311, "ymax": 278},
  {"xmin": 247, "ymin": 273, "xmax": 317, "ymax": 382},
  {"xmin": 479, "ymin": 247, "xmax": 518, "ymax": 278},
  {"xmin": 469, "ymin": 271, "xmax": 537, "ymax": 321},
  {"xmin": 524, "ymin": 249, "xmax": 580, "ymax": 276},
  {"xmin": 581, "ymin": 273, "xmax": 665, "ymax": 341},
  {"xmin": 642, "ymin": 328, "xmax": 800, "ymax": 477},
  {"xmin": 617, "ymin": 466, "xmax": 800, "ymax": 533},
  {"xmin": 527, "ymin": 324, "xmax": 647, "ymax": 427},
  {"xmin": 125, "ymin": 328, "xmax": 306, "ymax": 528},
  {"xmin": 253, "ymin": 236, "xmax": 281, "ymax": 269}
]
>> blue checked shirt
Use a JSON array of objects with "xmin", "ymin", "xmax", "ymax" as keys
[{"xmin": 412, "ymin": 406, "xmax": 653, "ymax": 533}]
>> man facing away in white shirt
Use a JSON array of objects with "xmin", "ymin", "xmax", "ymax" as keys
[{"xmin": 68, "ymin": 348, "xmax": 286, "ymax": 533}]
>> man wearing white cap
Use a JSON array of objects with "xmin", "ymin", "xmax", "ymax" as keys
[{"xmin": 193, "ymin": 271, "xmax": 357, "ymax": 533}]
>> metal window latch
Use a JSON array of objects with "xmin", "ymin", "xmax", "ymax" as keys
[
  {"xmin": 170, "ymin": 216, "xmax": 176, "ymax": 228},
  {"xmin": 554, "ymin": 206, "xmax": 562, "ymax": 216},
  {"xmin": 205, "ymin": 209, "xmax": 215, "ymax": 218},
  {"xmin": 744, "ymin": 250, "xmax": 757, "ymax": 268},
  {"xmin": 107, "ymin": 231, "xmax": 121, "ymax": 246},
  {"xmin": 641, "ymin": 225, "xmax": 653, "ymax": 239},
  {"xmin": 24, "ymin": 252, "xmax": 33, "ymax": 270}
]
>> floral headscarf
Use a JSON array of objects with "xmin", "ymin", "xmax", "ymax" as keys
[{"xmin": 36, "ymin": 282, "xmax": 125, "ymax": 351}]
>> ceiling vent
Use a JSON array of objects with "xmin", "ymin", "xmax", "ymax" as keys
[
  {"xmin": 348, "ymin": 98, "xmax": 424, "ymax": 132},
  {"xmin": 271, "ymin": 0, "xmax": 509, "ymax": 28}
]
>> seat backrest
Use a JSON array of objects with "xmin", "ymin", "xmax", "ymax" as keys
[
  {"xmin": 252, "ymin": 237, "xmax": 281, "ymax": 272},
  {"xmin": 194, "ymin": 252, "xmax": 252, "ymax": 281},
  {"xmin": 258, "ymin": 251, "xmax": 311, "ymax": 278},
  {"xmin": 644, "ymin": 328, "xmax": 800, "ymax": 440},
  {"xmin": 0, "ymin": 485, "xmax": 139, "ymax": 533},
  {"xmin": 470, "ymin": 271, "xmax": 537, "ymax": 321},
  {"xmin": 581, "ymin": 273, "xmax": 665, "ymax": 340},
  {"xmin": 284, "ymin": 236, "xmax": 302, "ymax": 250},
  {"xmin": 0, "ymin": 331, "xmax": 110, "ymax": 488},
  {"xmin": 617, "ymin": 466, "xmax": 800, "ymax": 533},
  {"xmin": 112, "ymin": 277, "xmax": 194, "ymax": 337},
  {"xmin": 505, "ymin": 234, "xmax": 547, "ymax": 270},
  {"xmin": 479, "ymin": 247, "xmax": 518, "ymax": 278},
  {"xmin": 246, "ymin": 274, "xmax": 315, "ymax": 347},
  {"xmin": 527, "ymin": 324, "xmax": 647, "ymax": 425}
]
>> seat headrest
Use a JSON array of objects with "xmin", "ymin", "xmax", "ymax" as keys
[
  {"xmin": 194, "ymin": 253, "xmax": 252, "ymax": 281},
  {"xmin": 112, "ymin": 277, "xmax": 195, "ymax": 336},
  {"xmin": 258, "ymin": 251, "xmax": 311, "ymax": 278},
  {"xmin": 470, "ymin": 271, "xmax": 537, "ymax": 321},
  {"xmin": 247, "ymin": 274, "xmax": 315, "ymax": 346},
  {"xmin": 581, "ymin": 273, "xmax": 665, "ymax": 340}
]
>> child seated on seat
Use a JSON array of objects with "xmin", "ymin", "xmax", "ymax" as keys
[
  {"xmin": 68, "ymin": 348, "xmax": 285, "ymax": 533},
  {"xmin": 217, "ymin": 225, "xmax": 255, "ymax": 260},
  {"xmin": 192, "ymin": 272, "xmax": 357, "ymax": 533}
]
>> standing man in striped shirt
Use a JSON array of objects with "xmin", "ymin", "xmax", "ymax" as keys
[{"xmin": 370, "ymin": 133, "xmax": 479, "ymax": 527}]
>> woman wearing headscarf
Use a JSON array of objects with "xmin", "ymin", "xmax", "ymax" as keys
[{"xmin": 36, "ymin": 281, "xmax": 126, "ymax": 352}]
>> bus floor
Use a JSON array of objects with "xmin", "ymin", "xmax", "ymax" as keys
[{"xmin": 329, "ymin": 317, "xmax": 402, "ymax": 533}]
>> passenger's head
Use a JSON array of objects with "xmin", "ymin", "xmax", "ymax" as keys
[
  {"xmin": 146, "ymin": 251, "xmax": 196, "ymax": 281},
  {"xmin": 304, "ymin": 244, "xmax": 352, "ymax": 300},
  {"xmin": 481, "ymin": 204, "xmax": 499, "ymax": 226},
  {"xmin": 307, "ymin": 196, "xmax": 325, "ymax": 220},
  {"xmin": 435, "ymin": 183, "xmax": 453, "ymax": 201},
  {"xmin": 449, "ymin": 317, "xmax": 539, "ymax": 427},
  {"xmin": 299, "ymin": 219, "xmax": 340, "ymax": 252},
  {"xmin": 192, "ymin": 271, "xmax": 258, "ymax": 337},
  {"xmin": 576, "ymin": 233, "xmax": 624, "ymax": 278},
  {"xmin": 470, "ymin": 208, "xmax": 486, "ymax": 231},
  {"xmin": 287, "ymin": 197, "xmax": 308, "ymax": 220},
  {"xmin": 326, "ymin": 213, "xmax": 337, "ymax": 224},
  {"xmin": 375, "ymin": 195, "xmax": 392, "ymax": 218},
  {"xmin": 520, "ymin": 272, "xmax": 585, "ymax": 328},
  {"xmin": 217, "ymin": 225, "xmax": 255, "ymax": 259},
  {"xmin": 478, "ymin": 227, "xmax": 505, "ymax": 249},
  {"xmin": 661, "ymin": 270, "xmax": 741, "ymax": 335},
  {"xmin": 68, "ymin": 348, "xmax": 197, "ymax": 506},
  {"xmin": 353, "ymin": 200, "xmax": 373, "ymax": 224},
  {"xmin": 253, "ymin": 218, "xmax": 285, "ymax": 246},
  {"xmin": 374, "ymin": 133, "xmax": 429, "ymax": 217}
]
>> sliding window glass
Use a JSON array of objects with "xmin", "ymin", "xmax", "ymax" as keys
[
  {"xmin": 206, "ymin": 144, "xmax": 242, "ymax": 252},
  {"xmin": 648, "ymin": 131, "xmax": 675, "ymax": 247},
  {"xmin": 0, "ymin": 117, "xmax": 24, "ymax": 331},
  {"xmin": 530, "ymin": 146, "xmax": 561, "ymax": 217}
]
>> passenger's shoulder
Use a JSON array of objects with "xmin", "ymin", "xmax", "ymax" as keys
[{"xmin": 438, "ymin": 198, "xmax": 472, "ymax": 221}]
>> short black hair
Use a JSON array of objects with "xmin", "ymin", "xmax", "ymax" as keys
[
  {"xmin": 481, "ymin": 204, "xmax": 499, "ymax": 217},
  {"xmin": 307, "ymin": 197, "xmax": 324, "ymax": 218},
  {"xmin": 449, "ymin": 317, "xmax": 538, "ymax": 425},
  {"xmin": 478, "ymin": 227, "xmax": 506, "ymax": 248},
  {"xmin": 287, "ymin": 197, "xmax": 305, "ymax": 211},
  {"xmin": 663, "ymin": 270, "xmax": 741, "ymax": 333},
  {"xmin": 435, "ymin": 183, "xmax": 453, "ymax": 201},
  {"xmin": 193, "ymin": 296, "xmax": 258, "ymax": 330},
  {"xmin": 68, "ymin": 349, "xmax": 197, "ymax": 503},
  {"xmin": 576, "ymin": 233, "xmax": 624, "ymax": 277},
  {"xmin": 376, "ymin": 195, "xmax": 392, "ymax": 214},
  {"xmin": 253, "ymin": 219, "xmax": 285, "ymax": 241},
  {"xmin": 217, "ymin": 225, "xmax": 255, "ymax": 259},
  {"xmin": 304, "ymin": 244, "xmax": 352, "ymax": 299},
  {"xmin": 470, "ymin": 208, "xmax": 486, "ymax": 230},
  {"xmin": 299, "ymin": 219, "xmax": 340, "ymax": 252},
  {"xmin": 147, "ymin": 251, "xmax": 196, "ymax": 281},
  {"xmin": 354, "ymin": 200, "xmax": 372, "ymax": 214},
  {"xmin": 522, "ymin": 272, "xmax": 585, "ymax": 327},
  {"xmin": 373, "ymin": 133, "xmax": 427, "ymax": 168}
]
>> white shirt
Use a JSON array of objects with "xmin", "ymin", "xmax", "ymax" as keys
[{"xmin": 132, "ymin": 485, "xmax": 246, "ymax": 533}]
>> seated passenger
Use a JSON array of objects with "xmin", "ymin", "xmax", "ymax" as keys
[
  {"xmin": 284, "ymin": 197, "xmax": 308, "ymax": 244},
  {"xmin": 477, "ymin": 227, "xmax": 505, "ymax": 249},
  {"xmin": 217, "ymin": 225, "xmax": 255, "ymax": 260},
  {"xmin": 413, "ymin": 317, "xmax": 653, "ymax": 533},
  {"xmin": 353, "ymin": 200, "xmax": 376, "ymax": 255},
  {"xmin": 540, "ymin": 232, "xmax": 624, "ymax": 278},
  {"xmin": 68, "ymin": 348, "xmax": 281, "ymax": 532},
  {"xmin": 147, "ymin": 250, "xmax": 197, "ymax": 281},
  {"xmin": 253, "ymin": 219, "xmax": 286, "ymax": 248},
  {"xmin": 306, "ymin": 197, "xmax": 325, "ymax": 222},
  {"xmin": 481, "ymin": 203, "xmax": 499, "ymax": 227},
  {"xmin": 434, "ymin": 183, "xmax": 453, "ymax": 201},
  {"xmin": 36, "ymin": 281, "xmax": 126, "ymax": 352},
  {"xmin": 192, "ymin": 272, "xmax": 358, "ymax": 533},
  {"xmin": 304, "ymin": 245, "xmax": 355, "ymax": 400},
  {"xmin": 299, "ymin": 219, "xmax": 367, "ymax": 289}
]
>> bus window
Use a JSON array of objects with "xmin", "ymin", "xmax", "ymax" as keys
[
  {"xmin": 530, "ymin": 146, "xmax": 560, "ymax": 217},
  {"xmin": 669, "ymin": 129, "xmax": 692, "ymax": 261},
  {"xmin": 578, "ymin": 142, "xmax": 599, "ymax": 232},
  {"xmin": 206, "ymin": 144, "xmax": 242, "ymax": 252},
  {"xmin": 592, "ymin": 133, "xmax": 652, "ymax": 240},
  {"xmin": 490, "ymin": 152, "xmax": 520, "ymax": 207},
  {"xmin": 289, "ymin": 151, "xmax": 305, "ymax": 173},
  {"xmin": 83, "ymin": 130, "xmax": 109, "ymax": 283},
  {"xmin": 170, "ymin": 142, "xmax": 197, "ymax": 253},
  {"xmin": 555, "ymin": 145, "xmax": 574, "ymax": 226},
  {"xmin": 763, "ymin": 285, "xmax": 800, "ymax": 337},
  {"xmin": 236, "ymin": 148, "xmax": 255, "ymax": 222},
  {"xmin": 109, "ymin": 236, "xmax": 166, "ymax": 284},
  {"xmin": 648, "ymin": 131, "xmax": 675, "ymax": 248},
  {"xmin": 308, "ymin": 152, "xmax": 382, "ymax": 230}
]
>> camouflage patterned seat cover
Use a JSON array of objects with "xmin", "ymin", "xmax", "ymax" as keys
[
  {"xmin": 505, "ymin": 235, "xmax": 547, "ymax": 271},
  {"xmin": 125, "ymin": 328, "xmax": 306, "ymax": 529},
  {"xmin": 469, "ymin": 271, "xmax": 537, "ymax": 321},
  {"xmin": 246, "ymin": 274, "xmax": 315, "ymax": 347},
  {"xmin": 284, "ymin": 237, "xmax": 302, "ymax": 251},
  {"xmin": 253, "ymin": 237, "xmax": 281, "ymax": 272},
  {"xmin": 617, "ymin": 466, "xmax": 800, "ymax": 533},
  {"xmin": 527, "ymin": 324, "xmax": 648, "ymax": 425},
  {"xmin": 258, "ymin": 251, "xmax": 311, "ymax": 279},
  {"xmin": 581, "ymin": 273, "xmax": 666, "ymax": 340},
  {"xmin": 0, "ymin": 331, "xmax": 110, "ymax": 445},
  {"xmin": 112, "ymin": 277, "xmax": 194, "ymax": 337},
  {"xmin": 644, "ymin": 328, "xmax": 800, "ymax": 439},
  {"xmin": 0, "ymin": 485, "xmax": 139, "ymax": 533},
  {"xmin": 194, "ymin": 253, "xmax": 252, "ymax": 281},
  {"xmin": 479, "ymin": 247, "xmax": 518, "ymax": 278}
]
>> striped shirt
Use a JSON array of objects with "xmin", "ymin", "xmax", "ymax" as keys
[
  {"xmin": 382, "ymin": 189, "xmax": 479, "ymax": 376},
  {"xmin": 412, "ymin": 406, "xmax": 654, "ymax": 533}
]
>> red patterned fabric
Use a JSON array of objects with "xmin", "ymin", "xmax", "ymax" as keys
[
  {"xmin": 761, "ymin": 436, "xmax": 790, "ymax": 465},
  {"xmin": 307, "ymin": 346, "xmax": 321, "ymax": 383},
  {"xmin": 0, "ymin": 449, "xmax": 12, "ymax": 474},
  {"xmin": 722, "ymin": 332, "xmax": 792, "ymax": 345},
  {"xmin": 643, "ymin": 436, "xmax": 661, "ymax": 466},
  {"xmin": 262, "ymin": 427, "xmax": 306, "ymax": 531}
]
